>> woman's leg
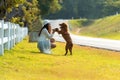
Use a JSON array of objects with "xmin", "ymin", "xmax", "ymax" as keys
[{"xmin": 37, "ymin": 42, "xmax": 44, "ymax": 52}]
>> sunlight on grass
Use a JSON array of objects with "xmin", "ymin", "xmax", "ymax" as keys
[
  {"xmin": 69, "ymin": 14, "xmax": 120, "ymax": 40},
  {"xmin": 0, "ymin": 37, "xmax": 120, "ymax": 80}
]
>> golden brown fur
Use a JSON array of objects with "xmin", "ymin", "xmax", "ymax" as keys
[{"xmin": 54, "ymin": 23, "xmax": 73, "ymax": 55}]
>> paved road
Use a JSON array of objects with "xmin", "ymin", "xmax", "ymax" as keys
[{"xmin": 48, "ymin": 20, "xmax": 120, "ymax": 52}]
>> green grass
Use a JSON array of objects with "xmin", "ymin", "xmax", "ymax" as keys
[
  {"xmin": 69, "ymin": 14, "xmax": 120, "ymax": 40},
  {"xmin": 0, "ymin": 37, "xmax": 120, "ymax": 80}
]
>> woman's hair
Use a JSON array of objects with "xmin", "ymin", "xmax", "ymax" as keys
[{"xmin": 38, "ymin": 23, "xmax": 50, "ymax": 36}]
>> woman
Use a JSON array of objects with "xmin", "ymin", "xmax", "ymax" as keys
[{"xmin": 37, "ymin": 22, "xmax": 56, "ymax": 54}]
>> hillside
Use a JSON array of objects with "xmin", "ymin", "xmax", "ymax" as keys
[{"xmin": 69, "ymin": 14, "xmax": 120, "ymax": 40}]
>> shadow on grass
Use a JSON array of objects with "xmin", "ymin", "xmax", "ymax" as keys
[
  {"xmin": 30, "ymin": 51, "xmax": 40, "ymax": 54},
  {"xmin": 52, "ymin": 54, "xmax": 64, "ymax": 56},
  {"xmin": 31, "ymin": 51, "xmax": 65, "ymax": 56}
]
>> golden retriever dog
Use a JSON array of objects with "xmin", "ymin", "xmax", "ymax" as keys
[{"xmin": 53, "ymin": 23, "xmax": 73, "ymax": 55}]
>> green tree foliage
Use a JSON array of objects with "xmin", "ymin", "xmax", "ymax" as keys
[
  {"xmin": 21, "ymin": 0, "xmax": 40, "ymax": 29},
  {"xmin": 0, "ymin": 0, "xmax": 61, "ymax": 30},
  {"xmin": 0, "ymin": 0, "xmax": 40, "ymax": 30},
  {"xmin": 0, "ymin": 0, "xmax": 25, "ymax": 19},
  {"xmin": 45, "ymin": 0, "xmax": 120, "ymax": 19},
  {"xmin": 37, "ymin": 0, "xmax": 61, "ymax": 17},
  {"xmin": 103, "ymin": 0, "xmax": 120, "ymax": 16}
]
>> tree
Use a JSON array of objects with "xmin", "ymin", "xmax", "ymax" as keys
[
  {"xmin": 21, "ymin": 0, "xmax": 40, "ymax": 29},
  {"xmin": 0, "ymin": 0, "xmax": 41, "ymax": 30},
  {"xmin": 0, "ymin": 0, "xmax": 25, "ymax": 19},
  {"xmin": 44, "ymin": 0, "xmax": 120, "ymax": 19},
  {"xmin": 37, "ymin": 0, "xmax": 61, "ymax": 18},
  {"xmin": 103, "ymin": 0, "xmax": 120, "ymax": 16},
  {"xmin": 0, "ymin": 0, "xmax": 61, "ymax": 29}
]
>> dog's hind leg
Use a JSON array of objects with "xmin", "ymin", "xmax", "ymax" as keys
[
  {"xmin": 69, "ymin": 48, "xmax": 72, "ymax": 55},
  {"xmin": 64, "ymin": 48, "xmax": 68, "ymax": 56},
  {"xmin": 64, "ymin": 44, "xmax": 69, "ymax": 56},
  {"xmin": 69, "ymin": 44, "xmax": 73, "ymax": 55}
]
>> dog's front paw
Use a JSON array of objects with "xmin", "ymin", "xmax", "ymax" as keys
[
  {"xmin": 53, "ymin": 28, "xmax": 59, "ymax": 32},
  {"xmin": 56, "ymin": 28, "xmax": 59, "ymax": 31}
]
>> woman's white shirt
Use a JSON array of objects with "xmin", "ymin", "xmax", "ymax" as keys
[{"xmin": 38, "ymin": 28, "xmax": 53, "ymax": 41}]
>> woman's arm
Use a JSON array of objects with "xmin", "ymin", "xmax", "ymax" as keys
[{"xmin": 43, "ymin": 29, "xmax": 54, "ymax": 39}]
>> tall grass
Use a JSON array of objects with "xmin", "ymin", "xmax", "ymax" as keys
[
  {"xmin": 69, "ymin": 14, "xmax": 120, "ymax": 40},
  {"xmin": 0, "ymin": 37, "xmax": 120, "ymax": 80}
]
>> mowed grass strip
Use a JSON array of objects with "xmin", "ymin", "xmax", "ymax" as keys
[
  {"xmin": 0, "ymin": 37, "xmax": 120, "ymax": 80},
  {"xmin": 69, "ymin": 14, "xmax": 120, "ymax": 40}
]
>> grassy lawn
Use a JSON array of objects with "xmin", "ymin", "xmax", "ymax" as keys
[
  {"xmin": 0, "ymin": 37, "xmax": 120, "ymax": 80},
  {"xmin": 69, "ymin": 14, "xmax": 120, "ymax": 40}
]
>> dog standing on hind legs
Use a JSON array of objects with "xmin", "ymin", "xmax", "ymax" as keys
[{"xmin": 54, "ymin": 23, "xmax": 73, "ymax": 56}]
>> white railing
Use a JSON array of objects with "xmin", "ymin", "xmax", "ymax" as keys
[{"xmin": 0, "ymin": 20, "xmax": 28, "ymax": 55}]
